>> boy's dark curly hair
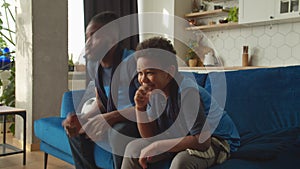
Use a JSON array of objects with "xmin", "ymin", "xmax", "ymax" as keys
[
  {"xmin": 136, "ymin": 37, "xmax": 176, "ymax": 54},
  {"xmin": 135, "ymin": 37, "xmax": 178, "ymax": 70}
]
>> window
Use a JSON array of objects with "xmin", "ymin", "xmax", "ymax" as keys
[{"xmin": 68, "ymin": 0, "xmax": 85, "ymax": 64}]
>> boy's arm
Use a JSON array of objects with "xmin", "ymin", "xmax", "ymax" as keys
[
  {"xmin": 135, "ymin": 109, "xmax": 157, "ymax": 138},
  {"xmin": 134, "ymin": 85, "xmax": 158, "ymax": 138}
]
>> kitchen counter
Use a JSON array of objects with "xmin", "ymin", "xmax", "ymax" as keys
[
  {"xmin": 179, "ymin": 66, "xmax": 271, "ymax": 73},
  {"xmin": 68, "ymin": 71, "xmax": 86, "ymax": 90}
]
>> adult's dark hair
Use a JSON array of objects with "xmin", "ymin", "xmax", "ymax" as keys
[
  {"xmin": 89, "ymin": 11, "xmax": 119, "ymax": 26},
  {"xmin": 88, "ymin": 11, "xmax": 120, "ymax": 41}
]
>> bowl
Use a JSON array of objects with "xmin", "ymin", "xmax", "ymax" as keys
[
  {"xmin": 219, "ymin": 18, "xmax": 228, "ymax": 24},
  {"xmin": 214, "ymin": 5, "xmax": 223, "ymax": 10}
]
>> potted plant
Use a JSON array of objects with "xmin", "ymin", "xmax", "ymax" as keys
[
  {"xmin": 185, "ymin": 40, "xmax": 199, "ymax": 67},
  {"xmin": 228, "ymin": 7, "xmax": 239, "ymax": 22},
  {"xmin": 0, "ymin": 0, "xmax": 16, "ymax": 106},
  {"xmin": 68, "ymin": 54, "xmax": 74, "ymax": 71},
  {"xmin": 0, "ymin": 0, "xmax": 16, "ymax": 135},
  {"xmin": 186, "ymin": 49, "xmax": 198, "ymax": 67}
]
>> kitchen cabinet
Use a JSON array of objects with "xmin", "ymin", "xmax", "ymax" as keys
[
  {"xmin": 239, "ymin": 0, "xmax": 300, "ymax": 25},
  {"xmin": 239, "ymin": 0, "xmax": 275, "ymax": 24},
  {"xmin": 275, "ymin": 0, "xmax": 300, "ymax": 20},
  {"xmin": 185, "ymin": 9, "xmax": 242, "ymax": 32}
]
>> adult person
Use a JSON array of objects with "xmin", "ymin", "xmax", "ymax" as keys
[
  {"xmin": 121, "ymin": 37, "xmax": 240, "ymax": 169},
  {"xmin": 62, "ymin": 11, "xmax": 139, "ymax": 169}
]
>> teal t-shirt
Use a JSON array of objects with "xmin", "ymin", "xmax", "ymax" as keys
[
  {"xmin": 103, "ymin": 48, "xmax": 135, "ymax": 110},
  {"xmin": 182, "ymin": 76, "xmax": 240, "ymax": 152},
  {"xmin": 146, "ymin": 75, "xmax": 240, "ymax": 152}
]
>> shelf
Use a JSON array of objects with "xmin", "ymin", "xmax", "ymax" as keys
[
  {"xmin": 186, "ymin": 22, "xmax": 242, "ymax": 32},
  {"xmin": 185, "ymin": 9, "xmax": 229, "ymax": 19},
  {"xmin": 0, "ymin": 144, "xmax": 23, "ymax": 156},
  {"xmin": 184, "ymin": 9, "xmax": 240, "ymax": 32}
]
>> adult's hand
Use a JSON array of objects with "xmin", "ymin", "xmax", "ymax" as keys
[
  {"xmin": 62, "ymin": 113, "xmax": 87, "ymax": 137},
  {"xmin": 79, "ymin": 113, "xmax": 111, "ymax": 141}
]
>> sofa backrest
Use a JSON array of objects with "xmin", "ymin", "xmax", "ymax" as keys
[
  {"xmin": 180, "ymin": 72, "xmax": 208, "ymax": 87},
  {"xmin": 60, "ymin": 90, "xmax": 85, "ymax": 118},
  {"xmin": 205, "ymin": 66, "xmax": 300, "ymax": 139}
]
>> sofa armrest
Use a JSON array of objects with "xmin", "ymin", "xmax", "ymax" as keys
[{"xmin": 60, "ymin": 90, "xmax": 85, "ymax": 118}]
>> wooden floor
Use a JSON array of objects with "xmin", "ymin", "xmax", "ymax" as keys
[{"xmin": 0, "ymin": 133, "xmax": 74, "ymax": 169}]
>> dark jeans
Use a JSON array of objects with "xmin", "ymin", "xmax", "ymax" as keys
[
  {"xmin": 69, "ymin": 134, "xmax": 98, "ymax": 169},
  {"xmin": 68, "ymin": 121, "xmax": 140, "ymax": 169}
]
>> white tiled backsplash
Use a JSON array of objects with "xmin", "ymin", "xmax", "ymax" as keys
[
  {"xmin": 200, "ymin": 0, "xmax": 300, "ymax": 67},
  {"xmin": 205, "ymin": 22, "xmax": 300, "ymax": 67}
]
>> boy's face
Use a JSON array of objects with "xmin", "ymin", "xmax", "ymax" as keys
[{"xmin": 137, "ymin": 56, "xmax": 172, "ymax": 93}]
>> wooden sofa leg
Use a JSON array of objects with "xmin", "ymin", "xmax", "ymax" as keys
[{"xmin": 44, "ymin": 153, "xmax": 48, "ymax": 169}]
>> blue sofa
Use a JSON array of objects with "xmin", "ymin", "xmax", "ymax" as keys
[{"xmin": 34, "ymin": 65, "xmax": 300, "ymax": 169}]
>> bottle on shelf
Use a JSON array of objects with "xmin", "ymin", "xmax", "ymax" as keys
[
  {"xmin": 242, "ymin": 46, "xmax": 249, "ymax": 67},
  {"xmin": 192, "ymin": 0, "xmax": 199, "ymax": 13}
]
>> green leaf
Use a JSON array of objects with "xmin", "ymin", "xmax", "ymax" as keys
[
  {"xmin": 0, "ymin": 1, "xmax": 16, "ymax": 107},
  {"xmin": 2, "ymin": 3, "xmax": 10, "ymax": 8},
  {"xmin": 228, "ymin": 7, "xmax": 239, "ymax": 22}
]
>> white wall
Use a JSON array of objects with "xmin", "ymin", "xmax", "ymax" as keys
[{"xmin": 137, "ymin": 0, "xmax": 174, "ymax": 41}]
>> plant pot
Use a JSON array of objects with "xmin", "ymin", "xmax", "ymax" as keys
[
  {"xmin": 75, "ymin": 64, "xmax": 86, "ymax": 72},
  {"xmin": 68, "ymin": 65, "xmax": 74, "ymax": 71},
  {"xmin": 198, "ymin": 59, "xmax": 203, "ymax": 67},
  {"xmin": 188, "ymin": 58, "xmax": 198, "ymax": 67}
]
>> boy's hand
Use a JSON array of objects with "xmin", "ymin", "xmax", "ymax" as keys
[{"xmin": 134, "ymin": 85, "xmax": 152, "ymax": 111}]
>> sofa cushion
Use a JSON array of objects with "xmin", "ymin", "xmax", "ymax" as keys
[
  {"xmin": 231, "ymin": 127, "xmax": 300, "ymax": 160},
  {"xmin": 205, "ymin": 66, "xmax": 300, "ymax": 139},
  {"xmin": 34, "ymin": 117, "xmax": 71, "ymax": 155},
  {"xmin": 210, "ymin": 141, "xmax": 300, "ymax": 169}
]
